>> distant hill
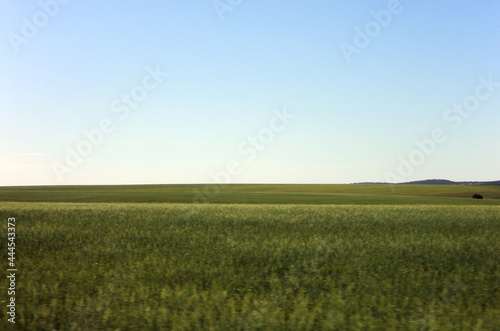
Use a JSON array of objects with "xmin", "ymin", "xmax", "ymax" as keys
[
  {"xmin": 355, "ymin": 179, "xmax": 500, "ymax": 186},
  {"xmin": 403, "ymin": 179, "xmax": 500, "ymax": 186}
]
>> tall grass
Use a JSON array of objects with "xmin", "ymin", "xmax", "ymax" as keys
[{"xmin": 1, "ymin": 203, "xmax": 499, "ymax": 329}]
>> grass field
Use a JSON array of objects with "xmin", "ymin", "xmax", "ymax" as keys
[
  {"xmin": 1, "ymin": 185, "xmax": 499, "ymax": 329},
  {"xmin": 1, "ymin": 184, "xmax": 500, "ymax": 204}
]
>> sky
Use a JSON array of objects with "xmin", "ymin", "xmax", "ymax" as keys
[{"xmin": 1, "ymin": 0, "xmax": 499, "ymax": 186}]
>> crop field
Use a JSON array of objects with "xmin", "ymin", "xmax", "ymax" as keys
[
  {"xmin": 1, "ymin": 184, "xmax": 500, "ymax": 204},
  {"xmin": 1, "ymin": 185, "xmax": 500, "ymax": 329}
]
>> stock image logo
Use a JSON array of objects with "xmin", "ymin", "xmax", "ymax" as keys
[
  {"xmin": 7, "ymin": 0, "xmax": 72, "ymax": 54},
  {"xmin": 51, "ymin": 66, "xmax": 168, "ymax": 182}
]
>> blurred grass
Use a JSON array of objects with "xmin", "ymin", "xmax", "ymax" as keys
[{"xmin": 1, "ymin": 202, "xmax": 499, "ymax": 329}]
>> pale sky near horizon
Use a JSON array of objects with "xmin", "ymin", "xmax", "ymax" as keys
[{"xmin": 1, "ymin": 0, "xmax": 499, "ymax": 186}]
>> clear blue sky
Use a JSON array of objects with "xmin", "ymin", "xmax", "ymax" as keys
[{"xmin": 1, "ymin": 0, "xmax": 499, "ymax": 185}]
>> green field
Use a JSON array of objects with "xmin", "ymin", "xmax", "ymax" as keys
[
  {"xmin": 1, "ymin": 185, "xmax": 499, "ymax": 329},
  {"xmin": 1, "ymin": 184, "xmax": 500, "ymax": 204}
]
